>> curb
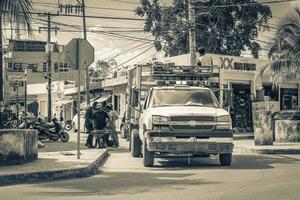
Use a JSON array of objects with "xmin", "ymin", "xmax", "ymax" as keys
[
  {"xmin": 234, "ymin": 146, "xmax": 300, "ymax": 155},
  {"xmin": 0, "ymin": 149, "xmax": 108, "ymax": 186}
]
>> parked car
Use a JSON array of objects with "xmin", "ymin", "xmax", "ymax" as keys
[{"xmin": 72, "ymin": 110, "xmax": 85, "ymax": 132}]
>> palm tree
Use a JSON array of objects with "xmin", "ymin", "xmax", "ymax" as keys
[
  {"xmin": 0, "ymin": 0, "xmax": 33, "ymax": 107},
  {"xmin": 258, "ymin": 7, "xmax": 300, "ymax": 85}
]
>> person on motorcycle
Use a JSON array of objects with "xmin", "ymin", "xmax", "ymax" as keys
[
  {"xmin": 85, "ymin": 101, "xmax": 98, "ymax": 148},
  {"xmin": 105, "ymin": 103, "xmax": 119, "ymax": 148}
]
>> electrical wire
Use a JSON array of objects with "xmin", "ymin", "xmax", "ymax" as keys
[
  {"xmin": 112, "ymin": 45, "xmax": 154, "ymax": 70},
  {"xmin": 193, "ymin": 0, "xmax": 296, "ymax": 8},
  {"xmin": 0, "ymin": 9, "xmax": 145, "ymax": 21}
]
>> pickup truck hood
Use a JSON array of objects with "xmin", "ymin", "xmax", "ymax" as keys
[{"xmin": 148, "ymin": 106, "xmax": 229, "ymax": 117}]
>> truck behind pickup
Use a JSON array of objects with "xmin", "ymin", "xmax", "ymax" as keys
[{"xmin": 130, "ymin": 86, "xmax": 234, "ymax": 167}]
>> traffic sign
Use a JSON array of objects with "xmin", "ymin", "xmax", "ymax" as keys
[
  {"xmin": 64, "ymin": 38, "xmax": 94, "ymax": 69},
  {"xmin": 9, "ymin": 75, "xmax": 27, "ymax": 82}
]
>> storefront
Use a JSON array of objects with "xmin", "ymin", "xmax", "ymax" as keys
[{"xmin": 161, "ymin": 53, "xmax": 300, "ymax": 133}]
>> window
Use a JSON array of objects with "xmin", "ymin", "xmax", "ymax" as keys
[
  {"xmin": 28, "ymin": 64, "xmax": 38, "ymax": 72},
  {"xmin": 12, "ymin": 41, "xmax": 46, "ymax": 52},
  {"xmin": 149, "ymin": 89, "xmax": 219, "ymax": 108},
  {"xmin": 43, "ymin": 62, "xmax": 47, "ymax": 72},
  {"xmin": 54, "ymin": 62, "xmax": 59, "ymax": 72},
  {"xmin": 59, "ymin": 63, "xmax": 70, "ymax": 72}
]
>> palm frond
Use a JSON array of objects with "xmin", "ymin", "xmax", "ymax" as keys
[
  {"xmin": 266, "ymin": 7, "xmax": 300, "ymax": 83},
  {"xmin": 1, "ymin": 0, "xmax": 33, "ymax": 35}
]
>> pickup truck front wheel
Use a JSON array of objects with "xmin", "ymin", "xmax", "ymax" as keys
[
  {"xmin": 143, "ymin": 142, "xmax": 154, "ymax": 167},
  {"xmin": 131, "ymin": 129, "xmax": 141, "ymax": 157},
  {"xmin": 219, "ymin": 153, "xmax": 232, "ymax": 166}
]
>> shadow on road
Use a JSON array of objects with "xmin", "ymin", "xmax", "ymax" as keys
[
  {"xmin": 33, "ymin": 171, "xmax": 217, "ymax": 197},
  {"xmin": 154, "ymin": 154, "xmax": 300, "ymax": 170}
]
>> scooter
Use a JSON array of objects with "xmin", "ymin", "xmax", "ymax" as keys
[
  {"xmin": 21, "ymin": 118, "xmax": 70, "ymax": 142},
  {"xmin": 36, "ymin": 118, "xmax": 70, "ymax": 142}
]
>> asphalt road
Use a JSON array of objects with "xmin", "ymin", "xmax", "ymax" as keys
[{"xmin": 1, "ymin": 139, "xmax": 300, "ymax": 200}]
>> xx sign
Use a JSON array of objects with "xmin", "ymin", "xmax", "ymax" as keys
[{"xmin": 64, "ymin": 38, "xmax": 94, "ymax": 69}]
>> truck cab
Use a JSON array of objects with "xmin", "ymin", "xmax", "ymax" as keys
[{"xmin": 131, "ymin": 85, "xmax": 233, "ymax": 167}]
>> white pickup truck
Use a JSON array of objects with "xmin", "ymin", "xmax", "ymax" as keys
[{"xmin": 130, "ymin": 85, "xmax": 233, "ymax": 167}]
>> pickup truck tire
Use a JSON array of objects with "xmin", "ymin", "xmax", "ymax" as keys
[
  {"xmin": 131, "ymin": 129, "xmax": 141, "ymax": 157},
  {"xmin": 219, "ymin": 153, "xmax": 232, "ymax": 166},
  {"xmin": 143, "ymin": 142, "xmax": 154, "ymax": 167}
]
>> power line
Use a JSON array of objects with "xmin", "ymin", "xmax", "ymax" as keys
[
  {"xmin": 114, "ymin": 46, "xmax": 154, "ymax": 69},
  {"xmin": 33, "ymin": 1, "xmax": 134, "ymax": 12},
  {"xmin": 0, "ymin": 9, "xmax": 145, "ymax": 21},
  {"xmin": 194, "ymin": 0, "xmax": 296, "ymax": 8},
  {"xmin": 104, "ymin": 43, "xmax": 153, "ymax": 61},
  {"xmin": 110, "ymin": 0, "xmax": 139, "ymax": 5},
  {"xmin": 31, "ymin": 16, "xmax": 152, "ymax": 43}
]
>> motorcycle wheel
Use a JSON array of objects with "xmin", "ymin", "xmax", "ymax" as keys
[
  {"xmin": 60, "ymin": 131, "xmax": 69, "ymax": 142},
  {"xmin": 64, "ymin": 123, "xmax": 72, "ymax": 131}
]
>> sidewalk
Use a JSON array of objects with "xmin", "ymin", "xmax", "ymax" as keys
[
  {"xmin": 0, "ymin": 132, "xmax": 108, "ymax": 185},
  {"xmin": 234, "ymin": 140, "xmax": 300, "ymax": 154},
  {"xmin": 0, "ymin": 149, "xmax": 108, "ymax": 185}
]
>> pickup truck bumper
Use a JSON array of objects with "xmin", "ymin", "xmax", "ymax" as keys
[{"xmin": 145, "ymin": 130, "xmax": 233, "ymax": 154}]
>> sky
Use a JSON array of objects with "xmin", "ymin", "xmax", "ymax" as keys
[{"xmin": 4, "ymin": 0, "xmax": 300, "ymax": 67}]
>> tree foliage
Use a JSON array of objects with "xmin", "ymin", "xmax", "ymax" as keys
[
  {"xmin": 267, "ymin": 7, "xmax": 300, "ymax": 82},
  {"xmin": 135, "ymin": 0, "xmax": 272, "ymax": 58},
  {"xmin": 90, "ymin": 59, "xmax": 118, "ymax": 79}
]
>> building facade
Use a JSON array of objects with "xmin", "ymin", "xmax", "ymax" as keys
[{"xmin": 4, "ymin": 39, "xmax": 87, "ymax": 119}]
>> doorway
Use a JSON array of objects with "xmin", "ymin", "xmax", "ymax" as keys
[{"xmin": 231, "ymin": 84, "xmax": 253, "ymax": 132}]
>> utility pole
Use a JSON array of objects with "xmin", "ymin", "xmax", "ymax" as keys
[
  {"xmin": 188, "ymin": 0, "xmax": 197, "ymax": 66},
  {"xmin": 58, "ymin": 0, "xmax": 90, "ymax": 105},
  {"xmin": 16, "ymin": 82, "xmax": 19, "ymax": 125},
  {"xmin": 82, "ymin": 0, "xmax": 90, "ymax": 106},
  {"xmin": 47, "ymin": 13, "xmax": 52, "ymax": 122},
  {"xmin": 39, "ymin": 13, "xmax": 59, "ymax": 122},
  {"xmin": 24, "ymin": 68, "xmax": 27, "ymax": 127}
]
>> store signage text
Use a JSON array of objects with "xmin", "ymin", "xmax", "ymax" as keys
[{"xmin": 220, "ymin": 57, "xmax": 256, "ymax": 71}]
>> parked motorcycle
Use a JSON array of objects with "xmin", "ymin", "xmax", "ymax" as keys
[{"xmin": 20, "ymin": 118, "xmax": 69, "ymax": 142}]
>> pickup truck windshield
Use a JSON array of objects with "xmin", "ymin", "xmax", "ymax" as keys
[{"xmin": 150, "ymin": 89, "xmax": 219, "ymax": 108}]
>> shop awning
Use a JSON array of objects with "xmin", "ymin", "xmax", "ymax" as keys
[
  {"xmin": 96, "ymin": 95, "xmax": 112, "ymax": 103},
  {"xmin": 55, "ymin": 98, "xmax": 73, "ymax": 106}
]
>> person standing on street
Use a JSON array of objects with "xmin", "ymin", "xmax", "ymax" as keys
[
  {"xmin": 105, "ymin": 103, "xmax": 119, "ymax": 148},
  {"xmin": 85, "ymin": 101, "xmax": 98, "ymax": 148}
]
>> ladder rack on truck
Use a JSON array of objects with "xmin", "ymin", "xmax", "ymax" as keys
[{"xmin": 143, "ymin": 62, "xmax": 216, "ymax": 86}]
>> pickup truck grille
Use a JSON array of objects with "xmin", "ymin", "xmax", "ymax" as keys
[
  {"xmin": 171, "ymin": 125, "xmax": 214, "ymax": 130},
  {"xmin": 169, "ymin": 116, "xmax": 215, "ymax": 131},
  {"xmin": 170, "ymin": 116, "xmax": 215, "ymax": 121}
]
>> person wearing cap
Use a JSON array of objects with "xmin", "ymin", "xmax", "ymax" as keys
[{"xmin": 85, "ymin": 101, "xmax": 98, "ymax": 148}]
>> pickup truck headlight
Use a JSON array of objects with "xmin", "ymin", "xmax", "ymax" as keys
[
  {"xmin": 216, "ymin": 115, "xmax": 232, "ymax": 130},
  {"xmin": 152, "ymin": 115, "xmax": 170, "ymax": 124}
]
